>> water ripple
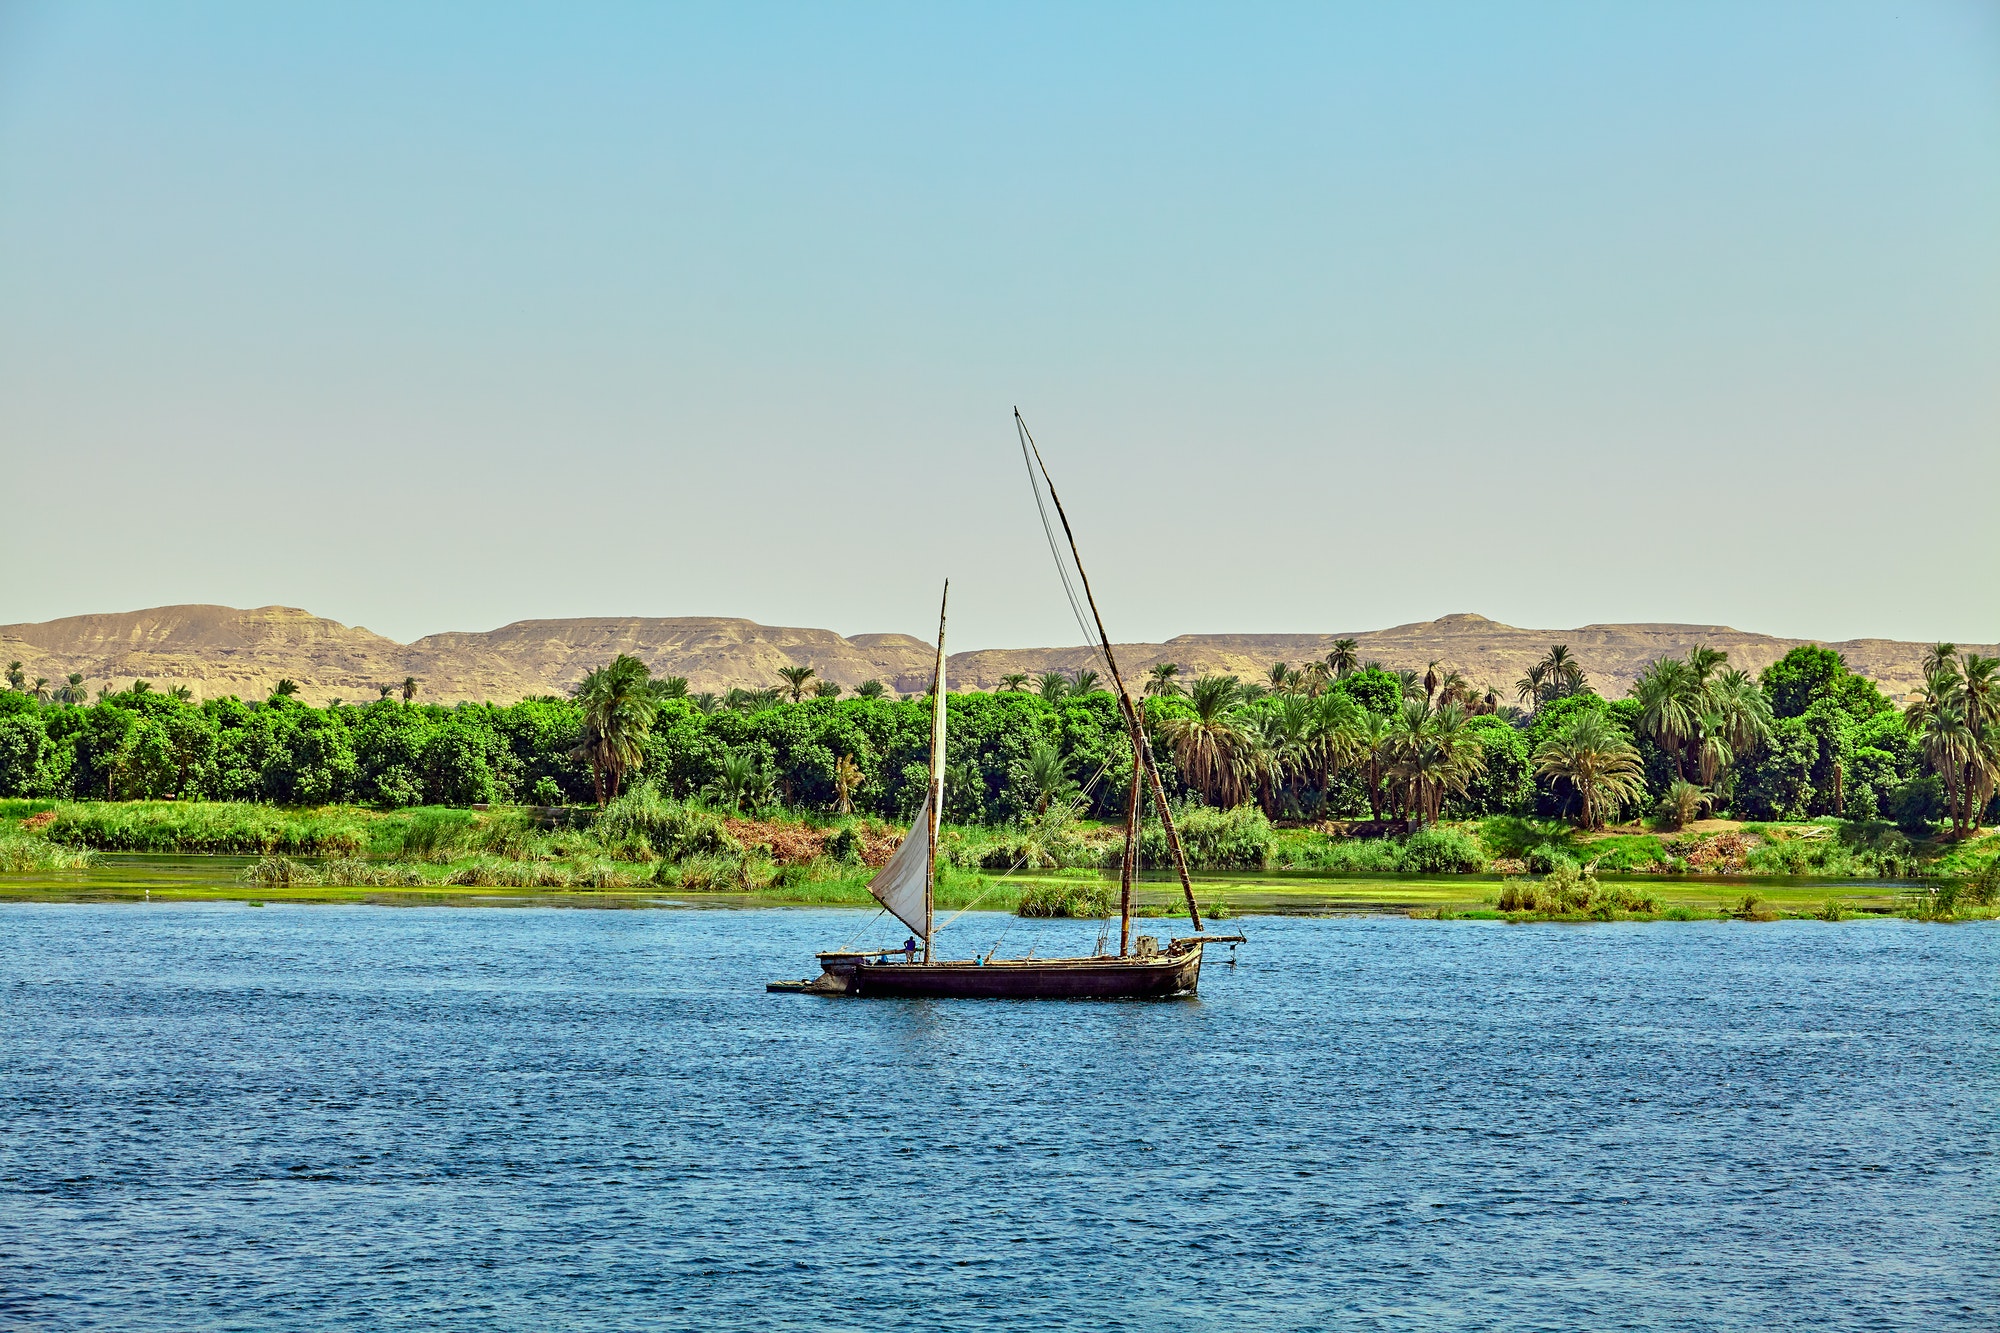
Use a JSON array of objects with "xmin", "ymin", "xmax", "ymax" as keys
[{"xmin": 0, "ymin": 906, "xmax": 1993, "ymax": 1331}]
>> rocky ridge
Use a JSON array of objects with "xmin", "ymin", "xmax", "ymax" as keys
[{"xmin": 0, "ymin": 605, "xmax": 1982, "ymax": 707}]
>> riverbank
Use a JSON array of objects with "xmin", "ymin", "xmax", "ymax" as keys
[
  {"xmin": 4, "ymin": 797, "xmax": 1996, "ymax": 922},
  {"xmin": 7, "ymin": 852, "xmax": 1994, "ymax": 923},
  {"xmin": 7, "ymin": 797, "xmax": 1995, "ymax": 871}
]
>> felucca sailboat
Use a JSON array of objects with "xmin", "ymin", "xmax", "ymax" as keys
[{"xmin": 769, "ymin": 412, "xmax": 1244, "ymax": 999}]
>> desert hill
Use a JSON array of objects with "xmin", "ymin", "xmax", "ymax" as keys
[{"xmin": 1, "ymin": 604, "xmax": 1985, "ymax": 707}]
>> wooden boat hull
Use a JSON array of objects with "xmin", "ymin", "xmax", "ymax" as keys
[{"xmin": 785, "ymin": 939, "xmax": 1213, "ymax": 1000}]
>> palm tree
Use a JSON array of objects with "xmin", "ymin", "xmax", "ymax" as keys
[
  {"xmin": 1422, "ymin": 660, "xmax": 1440, "ymax": 704},
  {"xmin": 1352, "ymin": 710, "xmax": 1396, "ymax": 822},
  {"xmin": 569, "ymin": 654, "xmax": 655, "ymax": 806},
  {"xmin": 1690, "ymin": 718, "xmax": 1735, "ymax": 789},
  {"xmin": 1013, "ymin": 737, "xmax": 1076, "ymax": 816},
  {"xmin": 1686, "ymin": 644, "xmax": 1728, "ymax": 685},
  {"xmin": 1957, "ymin": 654, "xmax": 2000, "ymax": 833},
  {"xmin": 378, "ymin": 684, "xmax": 395, "ymax": 700},
  {"xmin": 271, "ymin": 679, "xmax": 300, "ymax": 700},
  {"xmin": 1267, "ymin": 662, "xmax": 1294, "ymax": 694},
  {"xmin": 692, "ymin": 691, "xmax": 722, "ymax": 713},
  {"xmin": 1390, "ymin": 701, "xmax": 1486, "ymax": 826},
  {"xmin": 59, "ymin": 673, "xmax": 85, "ymax": 705},
  {"xmin": 708, "ymin": 750, "xmax": 760, "ymax": 812},
  {"xmin": 832, "ymin": 754, "xmax": 865, "ymax": 815},
  {"xmin": 1327, "ymin": 639, "xmax": 1359, "ymax": 679},
  {"xmin": 855, "ymin": 679, "xmax": 887, "ymax": 700},
  {"xmin": 1515, "ymin": 662, "xmax": 1547, "ymax": 709},
  {"xmin": 130, "ymin": 679, "xmax": 153, "ymax": 695},
  {"xmin": 1532, "ymin": 710, "xmax": 1647, "ymax": 830},
  {"xmin": 777, "ymin": 664, "xmax": 817, "ymax": 703},
  {"xmin": 402, "ymin": 677, "xmax": 419, "ymax": 704},
  {"xmin": 1144, "ymin": 662, "xmax": 1185, "ymax": 697},
  {"xmin": 1632, "ymin": 656, "xmax": 1701, "ymax": 775},
  {"xmin": 1394, "ymin": 668, "xmax": 1421, "ymax": 699},
  {"xmin": 1037, "ymin": 672, "xmax": 1070, "ymax": 704},
  {"xmin": 30, "ymin": 677, "xmax": 49, "ymax": 702},
  {"xmin": 4, "ymin": 662, "xmax": 22, "ymax": 692},
  {"xmin": 168, "ymin": 685, "xmax": 192, "ymax": 702},
  {"xmin": 1242, "ymin": 695, "xmax": 1316, "ymax": 817},
  {"xmin": 1155, "ymin": 676, "xmax": 1247, "ymax": 808},
  {"xmin": 1922, "ymin": 643, "xmax": 1960, "ymax": 679},
  {"xmin": 1071, "ymin": 667, "xmax": 1100, "ymax": 694},
  {"xmin": 999, "ymin": 673, "xmax": 1031, "ymax": 693},
  {"xmin": 1908, "ymin": 649, "xmax": 2000, "ymax": 836},
  {"xmin": 1658, "ymin": 779, "xmax": 1714, "ymax": 831},
  {"xmin": 650, "ymin": 676, "xmax": 690, "ymax": 700},
  {"xmin": 1705, "ymin": 668, "xmax": 1771, "ymax": 790},
  {"xmin": 1542, "ymin": 644, "xmax": 1583, "ymax": 692},
  {"xmin": 1302, "ymin": 692, "xmax": 1362, "ymax": 800},
  {"xmin": 813, "ymin": 680, "xmax": 842, "ymax": 699}
]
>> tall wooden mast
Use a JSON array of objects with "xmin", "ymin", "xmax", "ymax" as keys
[
  {"xmin": 921, "ymin": 580, "xmax": 948, "ymax": 963},
  {"xmin": 1014, "ymin": 410, "xmax": 1203, "ymax": 942}
]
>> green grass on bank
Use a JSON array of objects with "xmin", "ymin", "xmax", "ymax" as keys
[{"xmin": 3, "ymin": 796, "xmax": 1998, "ymax": 923}]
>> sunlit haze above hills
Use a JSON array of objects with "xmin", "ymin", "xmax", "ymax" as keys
[{"xmin": 2, "ymin": 3, "xmax": 1995, "ymax": 650}]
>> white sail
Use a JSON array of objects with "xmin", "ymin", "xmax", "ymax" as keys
[
  {"xmin": 868, "ymin": 792, "xmax": 933, "ymax": 937},
  {"xmin": 870, "ymin": 582, "xmax": 949, "ymax": 946}
]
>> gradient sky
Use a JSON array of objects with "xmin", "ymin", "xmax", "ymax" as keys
[{"xmin": 2, "ymin": 2, "xmax": 1995, "ymax": 652}]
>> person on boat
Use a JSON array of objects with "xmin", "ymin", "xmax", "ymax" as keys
[{"xmin": 902, "ymin": 935, "xmax": 917, "ymax": 963}]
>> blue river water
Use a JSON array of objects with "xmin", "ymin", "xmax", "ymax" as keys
[{"xmin": 1, "ymin": 904, "xmax": 1993, "ymax": 1332}]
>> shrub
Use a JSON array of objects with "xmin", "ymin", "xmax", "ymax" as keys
[
  {"xmin": 1524, "ymin": 842, "xmax": 1577, "ymax": 874},
  {"xmin": 398, "ymin": 808, "xmax": 480, "ymax": 858},
  {"xmin": 982, "ymin": 807, "xmax": 1102, "ymax": 871},
  {"xmin": 1398, "ymin": 825, "xmax": 1485, "ymax": 874},
  {"xmin": 1732, "ymin": 893, "xmax": 1780, "ymax": 922},
  {"xmin": 46, "ymin": 802, "xmax": 366, "ymax": 855},
  {"xmin": 596, "ymin": 787, "xmax": 737, "ymax": 862},
  {"xmin": 1015, "ymin": 879, "xmax": 1115, "ymax": 918},
  {"xmin": 1497, "ymin": 862, "xmax": 1658, "ymax": 918},
  {"xmin": 1885, "ymin": 776, "xmax": 1946, "ymax": 835},
  {"xmin": 241, "ymin": 855, "xmax": 315, "ymax": 887},
  {"xmin": 1289, "ymin": 837, "xmax": 1404, "ymax": 872},
  {"xmin": 1141, "ymin": 804, "xmax": 1272, "ymax": 871},
  {"xmin": 0, "ymin": 832, "xmax": 96, "ymax": 872},
  {"xmin": 1965, "ymin": 859, "xmax": 2000, "ymax": 908}
]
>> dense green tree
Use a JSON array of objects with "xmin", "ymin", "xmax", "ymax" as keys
[
  {"xmin": 1734, "ymin": 716, "xmax": 1819, "ymax": 820},
  {"xmin": 1332, "ymin": 666, "xmax": 1402, "ymax": 718},
  {"xmin": 1760, "ymin": 646, "xmax": 1848, "ymax": 720},
  {"xmin": 0, "ymin": 703, "xmax": 46, "ymax": 796},
  {"xmin": 1447, "ymin": 716, "xmax": 1530, "ymax": 817}
]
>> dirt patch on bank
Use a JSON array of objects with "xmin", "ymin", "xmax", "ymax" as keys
[{"xmin": 722, "ymin": 817, "xmax": 903, "ymax": 867}]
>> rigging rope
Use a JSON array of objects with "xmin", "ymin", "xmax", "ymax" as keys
[
  {"xmin": 931, "ymin": 749, "xmax": 1119, "ymax": 936},
  {"xmin": 1017, "ymin": 412, "xmax": 1111, "ymax": 679}
]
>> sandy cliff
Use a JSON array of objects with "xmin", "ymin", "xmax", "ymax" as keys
[{"xmin": 0, "ymin": 604, "xmax": 1983, "ymax": 706}]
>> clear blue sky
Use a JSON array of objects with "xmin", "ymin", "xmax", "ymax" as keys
[{"xmin": 2, "ymin": 2, "xmax": 1994, "ymax": 650}]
